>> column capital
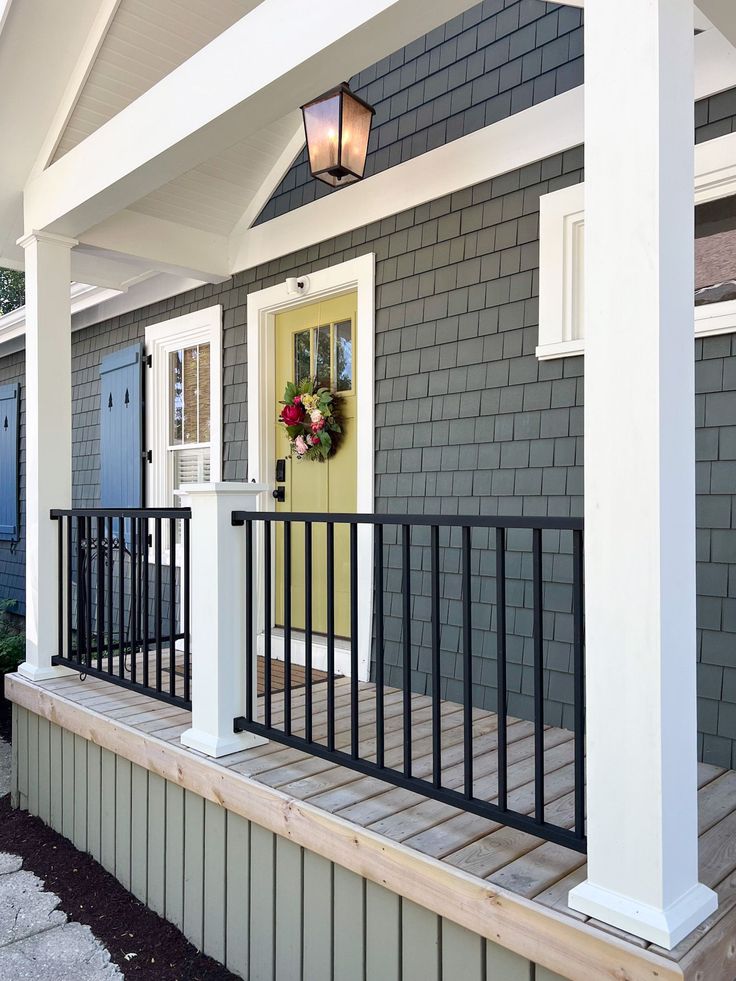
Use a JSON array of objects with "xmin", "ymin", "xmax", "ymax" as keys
[{"xmin": 16, "ymin": 230, "xmax": 78, "ymax": 251}]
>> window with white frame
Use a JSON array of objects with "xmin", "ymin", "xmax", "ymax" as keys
[
  {"xmin": 537, "ymin": 134, "xmax": 736, "ymax": 360},
  {"xmin": 146, "ymin": 306, "xmax": 222, "ymax": 516}
]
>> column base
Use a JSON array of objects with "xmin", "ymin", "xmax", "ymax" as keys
[
  {"xmin": 180, "ymin": 727, "xmax": 268, "ymax": 758},
  {"xmin": 17, "ymin": 662, "xmax": 77, "ymax": 682},
  {"xmin": 568, "ymin": 879, "xmax": 718, "ymax": 949}
]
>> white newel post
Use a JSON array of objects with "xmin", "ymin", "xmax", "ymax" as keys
[
  {"xmin": 568, "ymin": 0, "xmax": 718, "ymax": 948},
  {"xmin": 178, "ymin": 482, "xmax": 269, "ymax": 757},
  {"xmin": 18, "ymin": 231, "xmax": 77, "ymax": 682}
]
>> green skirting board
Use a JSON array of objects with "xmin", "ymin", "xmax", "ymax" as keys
[{"xmin": 11, "ymin": 703, "xmax": 568, "ymax": 981}]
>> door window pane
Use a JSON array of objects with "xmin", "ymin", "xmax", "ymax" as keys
[
  {"xmin": 335, "ymin": 319, "xmax": 353, "ymax": 391},
  {"xmin": 314, "ymin": 324, "xmax": 331, "ymax": 388},
  {"xmin": 294, "ymin": 330, "xmax": 311, "ymax": 385}
]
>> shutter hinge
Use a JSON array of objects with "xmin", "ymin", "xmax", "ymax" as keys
[
  {"xmin": 145, "ymin": 355, "xmax": 152, "ymax": 368},
  {"xmin": 144, "ymin": 450, "xmax": 152, "ymax": 463}
]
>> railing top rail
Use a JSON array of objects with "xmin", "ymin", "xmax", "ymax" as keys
[
  {"xmin": 232, "ymin": 509, "xmax": 583, "ymax": 531},
  {"xmin": 50, "ymin": 507, "xmax": 192, "ymax": 520}
]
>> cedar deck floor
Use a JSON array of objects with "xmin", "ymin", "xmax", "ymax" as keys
[{"xmin": 10, "ymin": 667, "xmax": 736, "ymax": 981}]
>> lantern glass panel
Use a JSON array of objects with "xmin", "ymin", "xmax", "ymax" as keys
[
  {"xmin": 340, "ymin": 91, "xmax": 372, "ymax": 180},
  {"xmin": 303, "ymin": 93, "xmax": 341, "ymax": 177}
]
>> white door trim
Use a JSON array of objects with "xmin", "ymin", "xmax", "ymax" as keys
[{"xmin": 246, "ymin": 253, "xmax": 376, "ymax": 681}]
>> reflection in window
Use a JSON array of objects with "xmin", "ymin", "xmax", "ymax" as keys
[
  {"xmin": 696, "ymin": 194, "xmax": 736, "ymax": 306},
  {"xmin": 315, "ymin": 325, "xmax": 331, "ymax": 388},
  {"xmin": 335, "ymin": 320, "xmax": 352, "ymax": 391},
  {"xmin": 294, "ymin": 330, "xmax": 310, "ymax": 385}
]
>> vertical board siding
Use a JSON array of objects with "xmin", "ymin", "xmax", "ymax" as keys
[
  {"xmin": 183, "ymin": 789, "xmax": 206, "ymax": 949},
  {"xmin": 203, "ymin": 798, "xmax": 227, "ymax": 963},
  {"xmin": 302, "ymin": 850, "xmax": 333, "ymax": 981},
  {"xmin": 165, "ymin": 782, "xmax": 185, "ymax": 930},
  {"xmin": 130, "ymin": 764, "xmax": 149, "ymax": 902},
  {"xmin": 225, "ymin": 811, "xmax": 250, "ymax": 979},
  {"xmin": 366, "ymin": 880, "xmax": 401, "ymax": 981},
  {"xmin": 402, "ymin": 899, "xmax": 441, "ymax": 981},
  {"xmin": 333, "ymin": 866, "xmax": 365, "ymax": 981},
  {"xmin": 61, "ymin": 728, "xmax": 75, "ymax": 840},
  {"xmin": 12, "ymin": 705, "xmax": 548, "ymax": 981},
  {"xmin": 146, "ymin": 772, "xmax": 166, "ymax": 915}
]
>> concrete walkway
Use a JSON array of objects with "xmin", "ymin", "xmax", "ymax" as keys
[{"xmin": 0, "ymin": 739, "xmax": 123, "ymax": 980}]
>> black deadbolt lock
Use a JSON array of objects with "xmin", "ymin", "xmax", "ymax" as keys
[
  {"xmin": 272, "ymin": 487, "xmax": 286, "ymax": 502},
  {"xmin": 275, "ymin": 458, "xmax": 286, "ymax": 482}
]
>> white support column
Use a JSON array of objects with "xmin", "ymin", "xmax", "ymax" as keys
[
  {"xmin": 568, "ymin": 0, "xmax": 718, "ymax": 948},
  {"xmin": 178, "ymin": 482, "xmax": 268, "ymax": 758},
  {"xmin": 18, "ymin": 231, "xmax": 77, "ymax": 682}
]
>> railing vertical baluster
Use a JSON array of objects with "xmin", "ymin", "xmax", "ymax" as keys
[
  {"xmin": 264, "ymin": 523, "xmax": 272, "ymax": 728},
  {"xmin": 533, "ymin": 526, "xmax": 545, "ymax": 825},
  {"xmin": 304, "ymin": 521, "xmax": 313, "ymax": 743},
  {"xmin": 350, "ymin": 522, "xmax": 359, "ymax": 760},
  {"xmin": 56, "ymin": 517, "xmax": 63, "ymax": 661},
  {"xmin": 66, "ymin": 516, "xmax": 73, "ymax": 662},
  {"xmin": 284, "ymin": 521, "xmax": 292, "ymax": 736},
  {"xmin": 155, "ymin": 517, "xmax": 162, "ymax": 693},
  {"xmin": 374, "ymin": 524, "xmax": 384, "ymax": 769},
  {"xmin": 142, "ymin": 516, "xmax": 149, "ymax": 690},
  {"xmin": 96, "ymin": 516, "xmax": 104, "ymax": 672},
  {"xmin": 462, "ymin": 525, "xmax": 473, "ymax": 800},
  {"xmin": 76, "ymin": 516, "xmax": 84, "ymax": 662},
  {"xmin": 402, "ymin": 524, "xmax": 412, "ymax": 778},
  {"xmin": 431, "ymin": 524, "xmax": 441, "ymax": 789},
  {"xmin": 106, "ymin": 516, "xmax": 113, "ymax": 675},
  {"xmin": 169, "ymin": 517, "xmax": 176, "ymax": 696},
  {"xmin": 326, "ymin": 522, "xmax": 335, "ymax": 752},
  {"xmin": 245, "ymin": 520, "xmax": 254, "ymax": 725},
  {"xmin": 496, "ymin": 526, "xmax": 508, "ymax": 811},
  {"xmin": 118, "ymin": 513, "xmax": 125, "ymax": 678},
  {"xmin": 130, "ymin": 517, "xmax": 137, "ymax": 686},
  {"xmin": 85, "ymin": 515, "xmax": 93, "ymax": 670},
  {"xmin": 183, "ymin": 516, "xmax": 191, "ymax": 705},
  {"xmin": 573, "ymin": 528, "xmax": 585, "ymax": 840}
]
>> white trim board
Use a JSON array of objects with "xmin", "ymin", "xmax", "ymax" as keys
[
  {"xmin": 536, "ymin": 130, "xmax": 736, "ymax": 359},
  {"xmin": 246, "ymin": 253, "xmax": 375, "ymax": 681}
]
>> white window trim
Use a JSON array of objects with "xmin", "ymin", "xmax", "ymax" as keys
[
  {"xmin": 145, "ymin": 304, "xmax": 223, "ymax": 560},
  {"xmin": 246, "ymin": 253, "xmax": 375, "ymax": 681},
  {"xmin": 537, "ymin": 131, "xmax": 736, "ymax": 360}
]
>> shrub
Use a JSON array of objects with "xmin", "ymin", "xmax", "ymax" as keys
[{"xmin": 0, "ymin": 599, "xmax": 24, "ymax": 676}]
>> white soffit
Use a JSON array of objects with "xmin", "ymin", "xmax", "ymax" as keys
[{"xmin": 52, "ymin": 0, "xmax": 261, "ymax": 162}]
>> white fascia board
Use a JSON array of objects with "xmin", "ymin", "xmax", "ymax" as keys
[
  {"xmin": 23, "ymin": 0, "xmax": 478, "ymax": 238},
  {"xmin": 231, "ymin": 119, "xmax": 306, "ymax": 236},
  {"xmin": 0, "ymin": 282, "xmax": 122, "ymax": 345},
  {"xmin": 231, "ymin": 86, "xmax": 585, "ymax": 273},
  {"xmin": 78, "ymin": 210, "xmax": 230, "ymax": 283}
]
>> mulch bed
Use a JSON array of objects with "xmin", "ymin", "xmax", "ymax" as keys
[{"xmin": 0, "ymin": 794, "xmax": 240, "ymax": 981}]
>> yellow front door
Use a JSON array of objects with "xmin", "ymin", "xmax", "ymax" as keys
[{"xmin": 274, "ymin": 292, "xmax": 358, "ymax": 639}]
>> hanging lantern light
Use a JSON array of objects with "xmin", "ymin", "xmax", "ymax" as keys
[{"xmin": 301, "ymin": 82, "xmax": 375, "ymax": 188}]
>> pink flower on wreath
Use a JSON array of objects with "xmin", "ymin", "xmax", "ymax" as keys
[
  {"xmin": 311, "ymin": 418, "xmax": 325, "ymax": 433},
  {"xmin": 294, "ymin": 435, "xmax": 308, "ymax": 456},
  {"xmin": 293, "ymin": 395, "xmax": 302, "ymax": 405}
]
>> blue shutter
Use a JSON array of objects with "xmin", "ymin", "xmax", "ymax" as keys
[
  {"xmin": 0, "ymin": 383, "xmax": 20, "ymax": 541},
  {"xmin": 100, "ymin": 344, "xmax": 144, "ymax": 509}
]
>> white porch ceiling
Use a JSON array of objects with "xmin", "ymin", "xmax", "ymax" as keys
[{"xmin": 52, "ymin": 0, "xmax": 261, "ymax": 162}]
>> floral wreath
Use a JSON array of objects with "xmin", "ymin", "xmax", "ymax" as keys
[{"xmin": 278, "ymin": 379, "xmax": 342, "ymax": 461}]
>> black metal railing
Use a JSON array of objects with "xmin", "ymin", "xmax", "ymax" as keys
[
  {"xmin": 50, "ymin": 508, "xmax": 191, "ymax": 709},
  {"xmin": 232, "ymin": 511, "xmax": 585, "ymax": 853}
]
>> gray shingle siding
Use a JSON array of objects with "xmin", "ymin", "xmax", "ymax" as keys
[
  {"xmin": 254, "ymin": 0, "xmax": 583, "ymax": 225},
  {"xmin": 0, "ymin": 350, "xmax": 25, "ymax": 614}
]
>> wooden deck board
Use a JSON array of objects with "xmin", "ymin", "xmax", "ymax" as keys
[{"xmin": 9, "ymin": 669, "xmax": 736, "ymax": 980}]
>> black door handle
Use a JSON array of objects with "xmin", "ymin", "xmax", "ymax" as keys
[{"xmin": 272, "ymin": 487, "xmax": 285, "ymax": 502}]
